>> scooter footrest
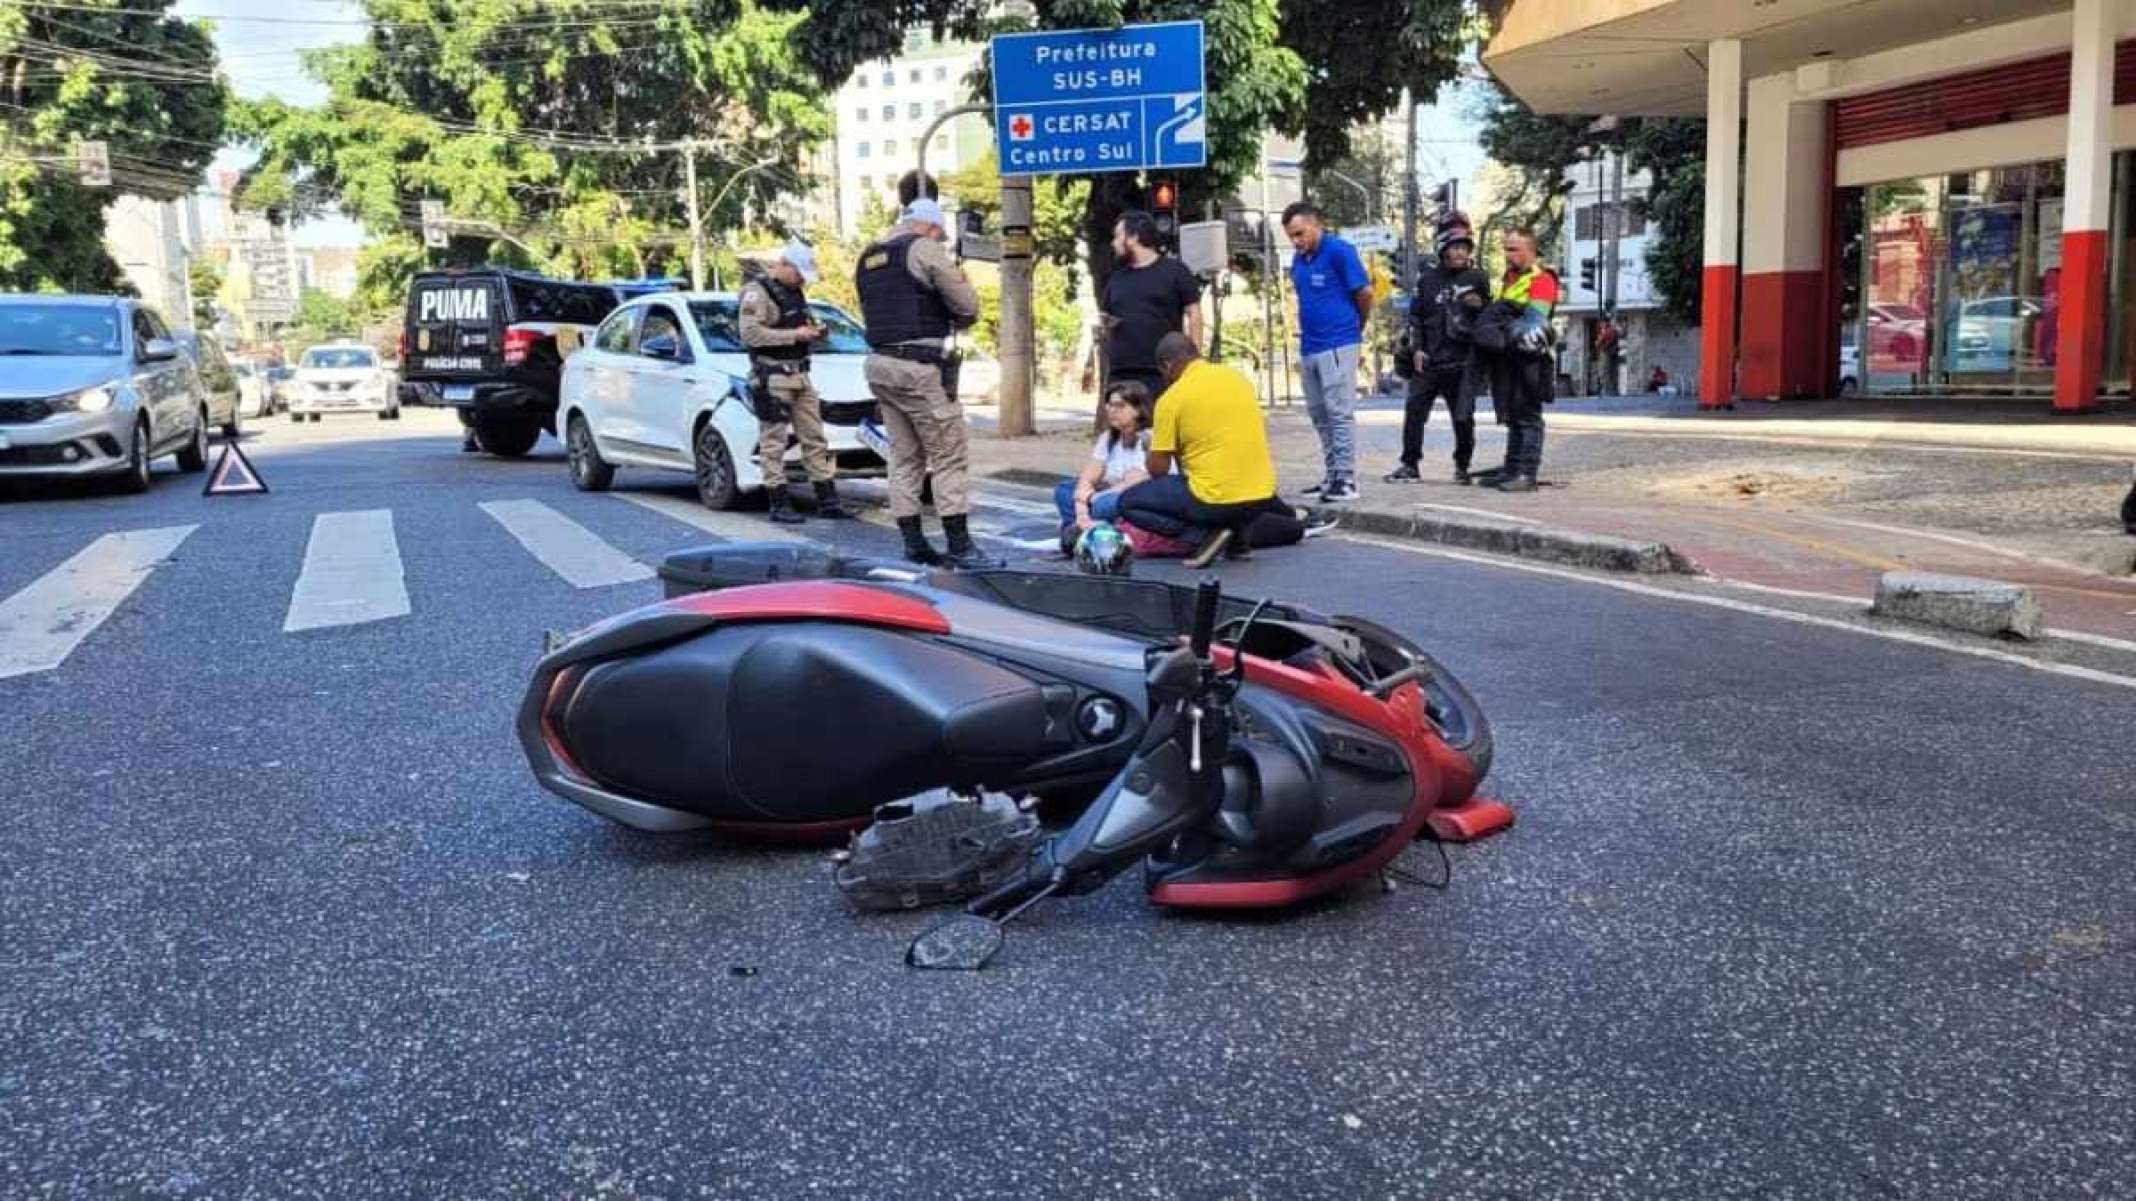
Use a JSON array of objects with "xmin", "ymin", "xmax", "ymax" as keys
[
  {"xmin": 1426, "ymin": 797, "xmax": 1514, "ymax": 843},
  {"xmin": 835, "ymin": 792, "xmax": 1044, "ymax": 912}
]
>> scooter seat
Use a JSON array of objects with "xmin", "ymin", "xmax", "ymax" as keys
[{"xmin": 559, "ymin": 622, "xmax": 1052, "ymax": 823}]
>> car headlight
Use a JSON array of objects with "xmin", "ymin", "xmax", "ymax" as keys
[{"xmin": 60, "ymin": 386, "xmax": 116, "ymax": 413}]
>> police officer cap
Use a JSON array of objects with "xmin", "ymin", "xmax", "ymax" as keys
[
  {"xmin": 902, "ymin": 198, "xmax": 947, "ymax": 229},
  {"xmin": 780, "ymin": 240, "xmax": 819, "ymax": 285}
]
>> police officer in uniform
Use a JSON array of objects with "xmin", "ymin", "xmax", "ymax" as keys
[
  {"xmin": 740, "ymin": 241, "xmax": 845, "ymax": 524},
  {"xmin": 856, "ymin": 198, "xmax": 1000, "ymax": 569}
]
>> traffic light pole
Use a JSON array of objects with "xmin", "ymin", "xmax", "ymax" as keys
[{"xmin": 1603, "ymin": 149, "xmax": 1624, "ymax": 395}]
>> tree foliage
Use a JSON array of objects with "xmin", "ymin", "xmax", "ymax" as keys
[
  {"xmin": 1471, "ymin": 79, "xmax": 1707, "ymax": 325},
  {"xmin": 780, "ymin": 0, "xmax": 1467, "ymax": 291},
  {"xmin": 0, "ymin": 1, "xmax": 226, "ymax": 292},
  {"xmin": 234, "ymin": 0, "xmax": 833, "ymax": 282}
]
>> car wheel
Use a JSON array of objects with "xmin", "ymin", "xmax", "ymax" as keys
[
  {"xmin": 472, "ymin": 415, "xmax": 541, "ymax": 457},
  {"xmin": 221, "ymin": 411, "xmax": 241, "ymax": 440},
  {"xmin": 692, "ymin": 418, "xmax": 739, "ymax": 510},
  {"xmin": 117, "ymin": 419, "xmax": 152, "ymax": 494},
  {"xmin": 377, "ymin": 410, "xmax": 392, "ymax": 422},
  {"xmin": 175, "ymin": 411, "xmax": 209, "ymax": 473},
  {"xmin": 567, "ymin": 414, "xmax": 616, "ymax": 492}
]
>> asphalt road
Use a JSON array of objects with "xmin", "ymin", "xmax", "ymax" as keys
[{"xmin": 4, "ymin": 410, "xmax": 2133, "ymax": 1200}]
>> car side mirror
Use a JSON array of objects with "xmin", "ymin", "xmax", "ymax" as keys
[
  {"xmin": 140, "ymin": 337, "xmax": 181, "ymax": 363},
  {"xmin": 641, "ymin": 334, "xmax": 686, "ymax": 362}
]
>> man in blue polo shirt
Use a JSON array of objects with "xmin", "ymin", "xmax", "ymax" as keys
[{"xmin": 1284, "ymin": 201, "xmax": 1373, "ymax": 503}]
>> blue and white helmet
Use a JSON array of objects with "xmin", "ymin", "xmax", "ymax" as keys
[{"xmin": 1074, "ymin": 522, "xmax": 1134, "ymax": 576}]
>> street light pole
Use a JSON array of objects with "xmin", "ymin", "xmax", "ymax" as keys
[{"xmin": 683, "ymin": 144, "xmax": 704, "ymax": 291}]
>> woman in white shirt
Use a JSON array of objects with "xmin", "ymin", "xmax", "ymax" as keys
[{"xmin": 1057, "ymin": 381, "xmax": 1158, "ymax": 538}]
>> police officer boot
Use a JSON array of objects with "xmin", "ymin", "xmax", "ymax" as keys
[
  {"xmin": 941, "ymin": 515, "xmax": 1004, "ymax": 571},
  {"xmin": 812, "ymin": 478, "xmax": 851, "ymax": 519},
  {"xmin": 898, "ymin": 516, "xmax": 945, "ymax": 567},
  {"xmin": 765, "ymin": 483, "xmax": 806, "ymax": 525}
]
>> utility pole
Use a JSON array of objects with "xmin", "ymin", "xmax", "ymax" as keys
[
  {"xmin": 1400, "ymin": 88, "xmax": 1418, "ymax": 287},
  {"xmin": 1603, "ymin": 148, "xmax": 1624, "ymax": 394},
  {"xmin": 998, "ymin": 173, "xmax": 1035, "ymax": 437},
  {"xmin": 683, "ymin": 143, "xmax": 705, "ymax": 291}
]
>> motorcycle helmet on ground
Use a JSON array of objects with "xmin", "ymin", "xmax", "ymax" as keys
[{"xmin": 1074, "ymin": 522, "xmax": 1134, "ymax": 576}]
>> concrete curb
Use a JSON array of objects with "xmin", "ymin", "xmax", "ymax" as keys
[
  {"xmin": 1871, "ymin": 572, "xmax": 2045, "ymax": 640},
  {"xmin": 982, "ymin": 468, "xmax": 1696, "ymax": 575}
]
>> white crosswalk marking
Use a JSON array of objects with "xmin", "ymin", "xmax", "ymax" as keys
[
  {"xmin": 285, "ymin": 510, "xmax": 411, "ymax": 633},
  {"xmin": 480, "ymin": 499, "xmax": 653, "ymax": 588},
  {"xmin": 0, "ymin": 525, "xmax": 196, "ymax": 679},
  {"xmin": 612, "ymin": 490, "xmax": 832, "ymax": 549}
]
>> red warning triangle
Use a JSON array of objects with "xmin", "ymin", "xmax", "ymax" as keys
[{"xmin": 203, "ymin": 440, "xmax": 269, "ymax": 496}]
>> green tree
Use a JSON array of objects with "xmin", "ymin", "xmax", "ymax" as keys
[
  {"xmin": 1471, "ymin": 79, "xmax": 1708, "ymax": 325},
  {"xmin": 782, "ymin": 1, "xmax": 1470, "ymax": 292},
  {"xmin": 0, "ymin": 1, "xmax": 227, "ymax": 292},
  {"xmin": 189, "ymin": 257, "xmax": 225, "ymax": 328},
  {"xmin": 234, "ymin": 0, "xmax": 832, "ymax": 278}
]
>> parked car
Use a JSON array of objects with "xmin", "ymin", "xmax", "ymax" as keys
[
  {"xmin": 232, "ymin": 357, "xmax": 276, "ymax": 418},
  {"xmin": 287, "ymin": 342, "xmax": 399, "ymax": 422},
  {"xmin": 0, "ymin": 295, "xmax": 211, "ymax": 492},
  {"xmin": 174, "ymin": 331, "xmax": 242, "ymax": 439},
  {"xmin": 1946, "ymin": 295, "xmax": 2042, "ymax": 375},
  {"xmin": 557, "ymin": 291, "xmax": 887, "ymax": 508},
  {"xmin": 399, "ymin": 268, "xmax": 620, "ymax": 457},
  {"xmin": 263, "ymin": 365, "xmax": 295, "ymax": 411}
]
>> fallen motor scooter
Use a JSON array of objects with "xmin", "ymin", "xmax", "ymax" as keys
[{"xmin": 518, "ymin": 546, "xmax": 1512, "ymax": 933}]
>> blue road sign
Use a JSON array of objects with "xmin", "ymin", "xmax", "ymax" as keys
[{"xmin": 990, "ymin": 21, "xmax": 1206, "ymax": 176}]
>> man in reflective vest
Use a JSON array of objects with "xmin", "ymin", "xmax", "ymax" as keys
[
  {"xmin": 856, "ymin": 198, "xmax": 1000, "ymax": 569},
  {"xmin": 1485, "ymin": 228, "xmax": 1560, "ymax": 493},
  {"xmin": 740, "ymin": 241, "xmax": 843, "ymax": 524}
]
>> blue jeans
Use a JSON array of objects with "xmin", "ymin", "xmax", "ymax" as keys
[{"xmin": 1055, "ymin": 480, "xmax": 1123, "ymax": 525}]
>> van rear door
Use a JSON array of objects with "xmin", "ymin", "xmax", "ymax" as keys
[{"xmin": 407, "ymin": 276, "xmax": 504, "ymax": 381}]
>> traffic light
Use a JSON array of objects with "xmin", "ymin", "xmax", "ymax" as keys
[
  {"xmin": 1579, "ymin": 256, "xmax": 1598, "ymax": 293},
  {"xmin": 1150, "ymin": 177, "xmax": 1179, "ymax": 248}
]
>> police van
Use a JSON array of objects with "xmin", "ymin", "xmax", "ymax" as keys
[{"xmin": 399, "ymin": 269, "xmax": 620, "ymax": 457}]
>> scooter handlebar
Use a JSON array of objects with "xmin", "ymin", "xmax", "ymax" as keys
[{"xmin": 1189, "ymin": 579, "xmax": 1221, "ymax": 660}]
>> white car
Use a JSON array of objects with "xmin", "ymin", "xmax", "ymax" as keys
[
  {"xmin": 287, "ymin": 342, "xmax": 400, "ymax": 422},
  {"xmin": 232, "ymin": 357, "xmax": 275, "ymax": 418},
  {"xmin": 558, "ymin": 292, "xmax": 887, "ymax": 508}
]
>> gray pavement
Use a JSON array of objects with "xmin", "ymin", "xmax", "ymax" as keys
[{"xmin": 3, "ymin": 410, "xmax": 2134, "ymax": 1199}]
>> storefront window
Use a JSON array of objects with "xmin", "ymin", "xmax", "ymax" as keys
[{"xmin": 1855, "ymin": 153, "xmax": 2134, "ymax": 397}]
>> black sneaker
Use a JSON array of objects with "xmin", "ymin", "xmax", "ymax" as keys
[
  {"xmin": 1301, "ymin": 513, "xmax": 1341, "ymax": 539},
  {"xmin": 1322, "ymin": 478, "xmax": 1362, "ymax": 503},
  {"xmin": 1453, "ymin": 467, "xmax": 1473, "ymax": 486},
  {"xmin": 1383, "ymin": 463, "xmax": 1422, "ymax": 484},
  {"xmin": 1301, "ymin": 478, "xmax": 1330, "ymax": 497}
]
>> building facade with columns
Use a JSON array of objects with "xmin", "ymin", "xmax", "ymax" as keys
[{"xmin": 1484, "ymin": 0, "xmax": 2136, "ymax": 412}]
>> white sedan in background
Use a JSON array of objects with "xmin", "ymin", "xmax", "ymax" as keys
[
  {"xmin": 557, "ymin": 292, "xmax": 887, "ymax": 509},
  {"xmin": 287, "ymin": 342, "xmax": 401, "ymax": 422}
]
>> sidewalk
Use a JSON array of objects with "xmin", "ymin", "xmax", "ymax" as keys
[{"xmin": 963, "ymin": 392, "xmax": 2136, "ymax": 640}]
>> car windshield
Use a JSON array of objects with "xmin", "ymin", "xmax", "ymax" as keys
[
  {"xmin": 687, "ymin": 300, "xmax": 870, "ymax": 355},
  {"xmin": 0, "ymin": 303, "xmax": 124, "ymax": 356},
  {"xmin": 301, "ymin": 348, "xmax": 376, "ymax": 369}
]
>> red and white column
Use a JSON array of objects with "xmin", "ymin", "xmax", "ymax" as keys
[
  {"xmin": 2054, "ymin": 0, "xmax": 2113, "ymax": 413},
  {"xmin": 1699, "ymin": 38, "xmax": 1743, "ymax": 410},
  {"xmin": 1738, "ymin": 74, "xmax": 1830, "ymax": 400}
]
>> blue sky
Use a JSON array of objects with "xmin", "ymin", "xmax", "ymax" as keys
[{"xmin": 180, "ymin": 0, "xmax": 365, "ymax": 246}]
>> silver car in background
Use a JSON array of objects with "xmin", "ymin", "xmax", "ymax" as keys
[{"xmin": 0, "ymin": 295, "xmax": 210, "ymax": 493}]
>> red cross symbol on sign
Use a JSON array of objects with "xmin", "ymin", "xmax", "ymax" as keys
[{"xmin": 1009, "ymin": 113, "xmax": 1034, "ymax": 141}]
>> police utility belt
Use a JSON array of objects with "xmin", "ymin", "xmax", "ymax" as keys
[
  {"xmin": 868, "ymin": 341, "xmax": 958, "ymax": 367},
  {"xmin": 750, "ymin": 359, "xmax": 810, "ymax": 378}
]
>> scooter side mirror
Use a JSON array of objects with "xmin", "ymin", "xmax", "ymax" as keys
[{"xmin": 907, "ymin": 914, "xmax": 1005, "ymax": 971}]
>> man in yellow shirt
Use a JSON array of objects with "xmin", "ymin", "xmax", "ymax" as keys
[{"xmin": 1118, "ymin": 333, "xmax": 1283, "ymax": 568}]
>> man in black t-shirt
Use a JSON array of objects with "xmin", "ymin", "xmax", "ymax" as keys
[{"xmin": 1101, "ymin": 210, "xmax": 1204, "ymax": 400}]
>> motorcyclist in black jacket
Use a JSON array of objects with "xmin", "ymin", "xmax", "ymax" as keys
[{"xmin": 1386, "ymin": 224, "xmax": 1491, "ymax": 485}]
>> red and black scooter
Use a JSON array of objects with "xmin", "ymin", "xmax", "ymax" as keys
[{"xmin": 519, "ymin": 547, "xmax": 1512, "ymax": 958}]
